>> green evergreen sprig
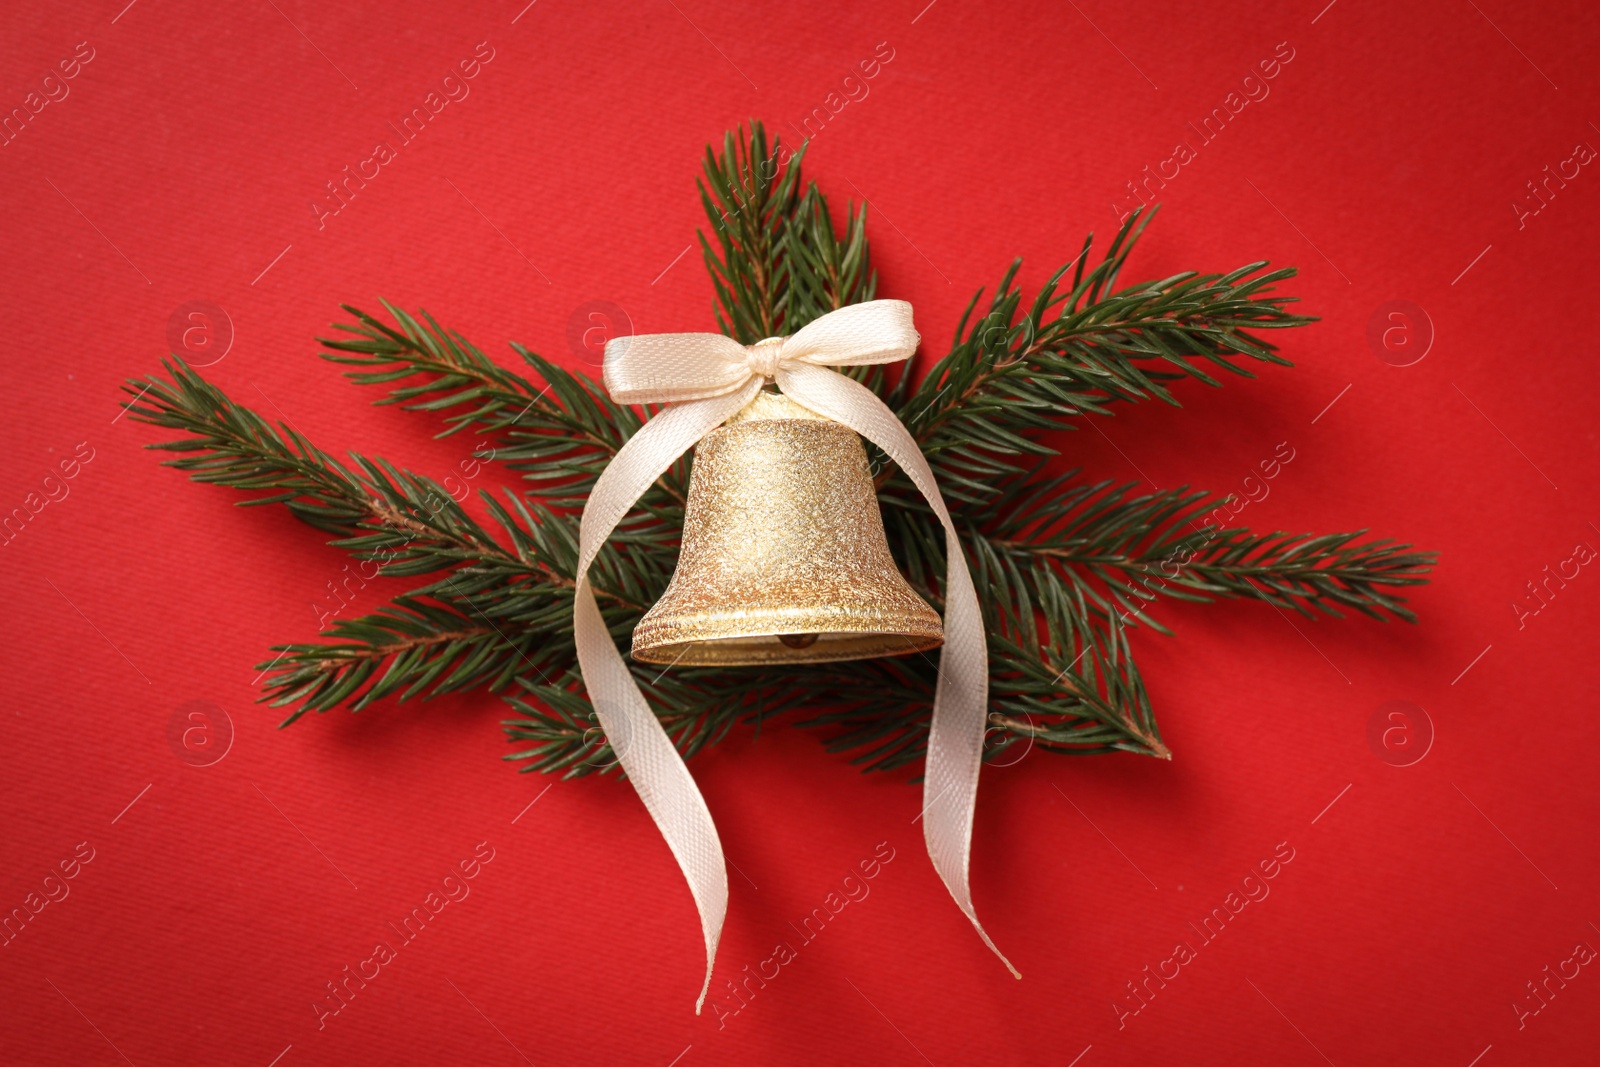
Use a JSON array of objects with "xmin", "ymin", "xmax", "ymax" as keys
[
  {"xmin": 889, "ymin": 211, "xmax": 1309, "ymax": 505},
  {"xmin": 123, "ymin": 119, "xmax": 1434, "ymax": 778},
  {"xmin": 975, "ymin": 472, "xmax": 1434, "ymax": 628},
  {"xmin": 696, "ymin": 125, "xmax": 876, "ymax": 343}
]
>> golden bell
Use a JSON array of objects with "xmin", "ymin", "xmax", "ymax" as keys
[{"xmin": 631, "ymin": 390, "xmax": 944, "ymax": 666}]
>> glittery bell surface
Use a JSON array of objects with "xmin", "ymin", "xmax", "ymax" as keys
[{"xmin": 631, "ymin": 391, "xmax": 944, "ymax": 666}]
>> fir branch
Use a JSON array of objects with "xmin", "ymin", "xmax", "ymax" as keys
[
  {"xmin": 261, "ymin": 598, "xmax": 533, "ymax": 722},
  {"xmin": 982, "ymin": 545, "xmax": 1169, "ymax": 760},
  {"xmin": 492, "ymin": 348, "xmax": 687, "ymax": 510},
  {"xmin": 698, "ymin": 122, "xmax": 807, "ymax": 342},
  {"xmin": 979, "ymin": 472, "xmax": 1436, "ymax": 628},
  {"xmin": 783, "ymin": 185, "xmax": 877, "ymax": 329},
  {"xmin": 889, "ymin": 206, "xmax": 1314, "ymax": 501},
  {"xmin": 253, "ymin": 493, "xmax": 675, "ymax": 722},
  {"xmin": 698, "ymin": 120, "xmax": 878, "ymax": 342},
  {"xmin": 320, "ymin": 302, "xmax": 546, "ymax": 438},
  {"xmin": 121, "ymin": 360, "xmax": 518, "ymax": 575},
  {"xmin": 799, "ymin": 536, "xmax": 1170, "ymax": 773},
  {"xmin": 318, "ymin": 302, "xmax": 686, "ymax": 508},
  {"xmin": 502, "ymin": 664, "xmax": 809, "ymax": 778},
  {"xmin": 124, "ymin": 363, "xmax": 671, "ymax": 720}
]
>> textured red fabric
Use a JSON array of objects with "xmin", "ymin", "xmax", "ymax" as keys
[{"xmin": 3, "ymin": 1, "xmax": 1598, "ymax": 1064}]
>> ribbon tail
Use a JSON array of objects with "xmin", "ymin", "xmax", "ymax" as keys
[
  {"xmin": 920, "ymin": 542, "xmax": 1022, "ymax": 979},
  {"xmin": 573, "ymin": 382, "xmax": 760, "ymax": 1011},
  {"xmin": 574, "ymin": 578, "xmax": 729, "ymax": 1010},
  {"xmin": 776, "ymin": 364, "xmax": 1019, "ymax": 979}
]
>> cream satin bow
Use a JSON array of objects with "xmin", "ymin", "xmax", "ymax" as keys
[{"xmin": 575, "ymin": 299, "xmax": 1017, "ymax": 1012}]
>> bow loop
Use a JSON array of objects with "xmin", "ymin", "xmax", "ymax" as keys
[
  {"xmin": 602, "ymin": 331, "xmax": 750, "ymax": 405},
  {"xmin": 781, "ymin": 298, "xmax": 920, "ymax": 367}
]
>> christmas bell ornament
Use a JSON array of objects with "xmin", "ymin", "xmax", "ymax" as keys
[
  {"xmin": 631, "ymin": 390, "xmax": 943, "ymax": 666},
  {"xmin": 570, "ymin": 300, "xmax": 1016, "ymax": 1011}
]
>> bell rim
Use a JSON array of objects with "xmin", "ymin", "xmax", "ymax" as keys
[
  {"xmin": 632, "ymin": 603, "xmax": 943, "ymax": 655},
  {"xmin": 630, "ymin": 629, "xmax": 945, "ymax": 667}
]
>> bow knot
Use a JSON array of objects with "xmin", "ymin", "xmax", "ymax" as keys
[{"xmin": 745, "ymin": 336, "xmax": 786, "ymax": 379}]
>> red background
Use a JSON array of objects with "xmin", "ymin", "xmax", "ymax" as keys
[{"xmin": 4, "ymin": 0, "xmax": 1598, "ymax": 1063}]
